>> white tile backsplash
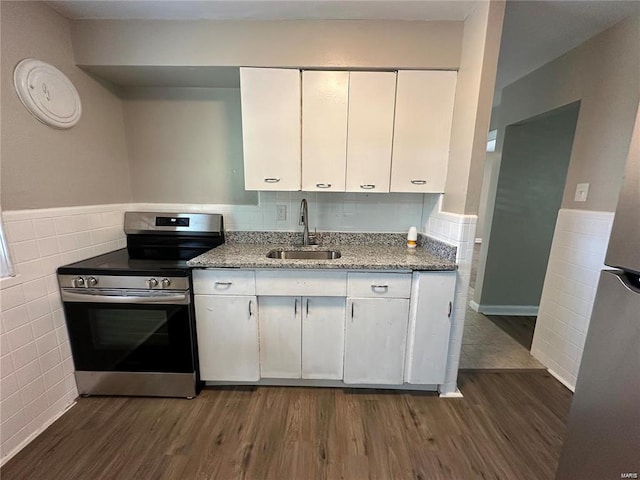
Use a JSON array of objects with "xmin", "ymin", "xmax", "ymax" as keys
[
  {"xmin": 0, "ymin": 203, "xmax": 128, "ymax": 464},
  {"xmin": 531, "ymin": 209, "xmax": 614, "ymax": 391}
]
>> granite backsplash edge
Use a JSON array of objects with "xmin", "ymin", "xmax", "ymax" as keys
[{"xmin": 224, "ymin": 231, "xmax": 457, "ymax": 263}]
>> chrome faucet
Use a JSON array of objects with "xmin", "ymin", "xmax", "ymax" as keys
[{"xmin": 300, "ymin": 198, "xmax": 312, "ymax": 246}]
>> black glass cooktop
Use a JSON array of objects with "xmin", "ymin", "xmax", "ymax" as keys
[{"xmin": 57, "ymin": 248, "xmax": 191, "ymax": 277}]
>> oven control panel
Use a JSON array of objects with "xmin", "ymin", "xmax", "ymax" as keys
[{"xmin": 58, "ymin": 275, "xmax": 189, "ymax": 291}]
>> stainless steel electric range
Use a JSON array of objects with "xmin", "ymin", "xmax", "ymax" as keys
[{"xmin": 57, "ymin": 212, "xmax": 224, "ymax": 398}]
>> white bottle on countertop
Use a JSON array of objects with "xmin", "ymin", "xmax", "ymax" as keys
[{"xmin": 407, "ymin": 226, "xmax": 417, "ymax": 249}]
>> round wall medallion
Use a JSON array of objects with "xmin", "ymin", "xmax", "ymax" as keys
[{"xmin": 13, "ymin": 58, "xmax": 82, "ymax": 129}]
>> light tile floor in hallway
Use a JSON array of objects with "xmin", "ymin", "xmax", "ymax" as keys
[{"xmin": 460, "ymin": 290, "xmax": 544, "ymax": 369}]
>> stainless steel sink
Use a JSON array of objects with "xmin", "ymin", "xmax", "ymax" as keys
[{"xmin": 266, "ymin": 249, "xmax": 341, "ymax": 260}]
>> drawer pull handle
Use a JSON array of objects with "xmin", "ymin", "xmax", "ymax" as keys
[
  {"xmin": 214, "ymin": 282, "xmax": 232, "ymax": 287},
  {"xmin": 264, "ymin": 178, "xmax": 281, "ymax": 183},
  {"xmin": 316, "ymin": 183, "xmax": 331, "ymax": 189},
  {"xmin": 411, "ymin": 180, "xmax": 427, "ymax": 185},
  {"xmin": 371, "ymin": 284, "xmax": 389, "ymax": 291},
  {"xmin": 360, "ymin": 184, "xmax": 375, "ymax": 190}
]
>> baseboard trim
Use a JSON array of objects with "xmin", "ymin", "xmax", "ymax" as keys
[
  {"xmin": 473, "ymin": 304, "xmax": 539, "ymax": 316},
  {"xmin": 439, "ymin": 389, "xmax": 463, "ymax": 398}
]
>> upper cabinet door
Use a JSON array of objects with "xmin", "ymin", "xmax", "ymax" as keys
[
  {"xmin": 345, "ymin": 72, "xmax": 397, "ymax": 193},
  {"xmin": 240, "ymin": 67, "xmax": 301, "ymax": 191},
  {"xmin": 302, "ymin": 71, "xmax": 349, "ymax": 192},
  {"xmin": 390, "ymin": 71, "xmax": 457, "ymax": 193}
]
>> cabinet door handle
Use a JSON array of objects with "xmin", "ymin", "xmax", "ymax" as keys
[
  {"xmin": 249, "ymin": 300, "xmax": 253, "ymax": 317},
  {"xmin": 360, "ymin": 184, "xmax": 375, "ymax": 190},
  {"xmin": 306, "ymin": 298, "xmax": 309, "ymax": 315},
  {"xmin": 371, "ymin": 284, "xmax": 389, "ymax": 292},
  {"xmin": 316, "ymin": 183, "xmax": 331, "ymax": 189},
  {"xmin": 351, "ymin": 302, "xmax": 354, "ymax": 320},
  {"xmin": 448, "ymin": 301, "xmax": 452, "ymax": 318},
  {"xmin": 264, "ymin": 178, "xmax": 281, "ymax": 183},
  {"xmin": 411, "ymin": 179, "xmax": 427, "ymax": 185},
  {"xmin": 294, "ymin": 298, "xmax": 298, "ymax": 315}
]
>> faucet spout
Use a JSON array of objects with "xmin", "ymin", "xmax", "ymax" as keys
[{"xmin": 300, "ymin": 198, "xmax": 310, "ymax": 246}]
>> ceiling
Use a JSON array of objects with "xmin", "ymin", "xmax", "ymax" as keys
[
  {"xmin": 46, "ymin": 1, "xmax": 478, "ymax": 21},
  {"xmin": 48, "ymin": 0, "xmax": 640, "ymax": 103}
]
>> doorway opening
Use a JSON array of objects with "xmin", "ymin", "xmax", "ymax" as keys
[{"xmin": 462, "ymin": 102, "xmax": 581, "ymax": 369}]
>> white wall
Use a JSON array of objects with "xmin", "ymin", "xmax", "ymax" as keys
[
  {"xmin": 0, "ymin": 204, "xmax": 127, "ymax": 464},
  {"xmin": 422, "ymin": 195, "xmax": 476, "ymax": 395},
  {"xmin": 531, "ymin": 209, "xmax": 614, "ymax": 390}
]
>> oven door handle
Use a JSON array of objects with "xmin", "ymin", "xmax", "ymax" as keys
[{"xmin": 61, "ymin": 291, "xmax": 190, "ymax": 305}]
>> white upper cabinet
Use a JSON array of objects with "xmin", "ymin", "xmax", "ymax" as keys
[
  {"xmin": 345, "ymin": 71, "xmax": 397, "ymax": 193},
  {"xmin": 390, "ymin": 70, "xmax": 457, "ymax": 193},
  {"xmin": 240, "ymin": 67, "xmax": 301, "ymax": 191},
  {"xmin": 301, "ymin": 71, "xmax": 349, "ymax": 192}
]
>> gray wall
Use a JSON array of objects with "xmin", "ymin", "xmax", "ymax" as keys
[
  {"xmin": 70, "ymin": 20, "xmax": 464, "ymax": 70},
  {"xmin": 122, "ymin": 87, "xmax": 256, "ymax": 205},
  {"xmin": 442, "ymin": 0, "xmax": 505, "ymax": 215},
  {"xmin": 0, "ymin": 1, "xmax": 131, "ymax": 210},
  {"xmin": 478, "ymin": 103, "xmax": 580, "ymax": 308},
  {"xmin": 497, "ymin": 15, "xmax": 640, "ymax": 212}
]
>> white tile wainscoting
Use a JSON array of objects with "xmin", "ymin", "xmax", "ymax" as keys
[
  {"xmin": 531, "ymin": 209, "xmax": 615, "ymax": 391},
  {"xmin": 422, "ymin": 195, "xmax": 477, "ymax": 396},
  {"xmin": 0, "ymin": 204, "xmax": 128, "ymax": 464}
]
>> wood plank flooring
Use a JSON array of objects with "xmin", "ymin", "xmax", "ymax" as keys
[
  {"xmin": 1, "ymin": 372, "xmax": 572, "ymax": 480},
  {"xmin": 485, "ymin": 315, "xmax": 537, "ymax": 350}
]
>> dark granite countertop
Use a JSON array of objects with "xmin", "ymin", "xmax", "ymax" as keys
[{"xmin": 187, "ymin": 232, "xmax": 457, "ymax": 271}]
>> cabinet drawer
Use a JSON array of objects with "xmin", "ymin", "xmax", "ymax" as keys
[
  {"xmin": 347, "ymin": 272, "xmax": 412, "ymax": 298},
  {"xmin": 192, "ymin": 269, "xmax": 256, "ymax": 295},
  {"xmin": 255, "ymin": 270, "xmax": 347, "ymax": 296}
]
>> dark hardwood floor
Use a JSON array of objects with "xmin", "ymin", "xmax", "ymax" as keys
[
  {"xmin": 1, "ymin": 372, "xmax": 572, "ymax": 480},
  {"xmin": 485, "ymin": 315, "xmax": 537, "ymax": 350}
]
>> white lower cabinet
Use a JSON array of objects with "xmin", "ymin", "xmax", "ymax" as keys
[
  {"xmin": 194, "ymin": 268, "xmax": 455, "ymax": 388},
  {"xmin": 404, "ymin": 271, "xmax": 456, "ymax": 384},
  {"xmin": 344, "ymin": 297, "xmax": 410, "ymax": 384},
  {"xmin": 258, "ymin": 295, "xmax": 346, "ymax": 380},
  {"xmin": 194, "ymin": 294, "xmax": 260, "ymax": 381},
  {"xmin": 258, "ymin": 296, "xmax": 302, "ymax": 378},
  {"xmin": 302, "ymin": 297, "xmax": 346, "ymax": 380}
]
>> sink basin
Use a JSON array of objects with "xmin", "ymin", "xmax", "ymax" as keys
[{"xmin": 266, "ymin": 249, "xmax": 341, "ymax": 260}]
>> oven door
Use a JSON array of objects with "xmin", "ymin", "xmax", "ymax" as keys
[{"xmin": 62, "ymin": 289, "xmax": 195, "ymax": 374}]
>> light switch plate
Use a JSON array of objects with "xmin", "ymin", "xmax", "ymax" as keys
[
  {"xmin": 574, "ymin": 183, "xmax": 589, "ymax": 202},
  {"xmin": 276, "ymin": 204, "xmax": 287, "ymax": 221}
]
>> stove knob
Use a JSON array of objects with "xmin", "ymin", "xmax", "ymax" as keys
[
  {"xmin": 73, "ymin": 276, "xmax": 85, "ymax": 288},
  {"xmin": 87, "ymin": 276, "xmax": 98, "ymax": 287},
  {"xmin": 161, "ymin": 278, "xmax": 171, "ymax": 289},
  {"xmin": 147, "ymin": 278, "xmax": 159, "ymax": 289}
]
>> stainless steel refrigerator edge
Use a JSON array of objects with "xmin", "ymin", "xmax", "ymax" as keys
[{"xmin": 555, "ymin": 104, "xmax": 640, "ymax": 479}]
